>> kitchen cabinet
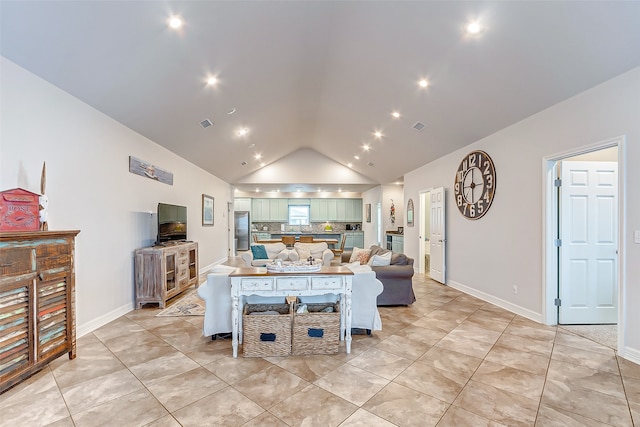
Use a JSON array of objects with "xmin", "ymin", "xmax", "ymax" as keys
[
  {"xmin": 251, "ymin": 199, "xmax": 289, "ymax": 222},
  {"xmin": 270, "ymin": 199, "xmax": 289, "ymax": 221},
  {"xmin": 311, "ymin": 199, "xmax": 362, "ymax": 222},
  {"xmin": 309, "ymin": 199, "xmax": 325, "ymax": 222},
  {"xmin": 251, "ymin": 232, "xmax": 270, "ymax": 242},
  {"xmin": 343, "ymin": 231, "xmax": 364, "ymax": 250},
  {"xmin": 234, "ymin": 198, "xmax": 251, "ymax": 212},
  {"xmin": 386, "ymin": 234, "xmax": 404, "ymax": 253},
  {"xmin": 251, "ymin": 199, "xmax": 270, "ymax": 221},
  {"xmin": 345, "ymin": 199, "xmax": 363, "ymax": 222},
  {"xmin": 250, "ymin": 198, "xmax": 363, "ymax": 223}
]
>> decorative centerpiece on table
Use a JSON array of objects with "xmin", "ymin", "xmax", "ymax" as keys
[{"xmin": 266, "ymin": 259, "xmax": 322, "ymax": 273}]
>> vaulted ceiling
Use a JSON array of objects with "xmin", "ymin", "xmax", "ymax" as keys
[{"xmin": 2, "ymin": 1, "xmax": 640, "ymax": 194}]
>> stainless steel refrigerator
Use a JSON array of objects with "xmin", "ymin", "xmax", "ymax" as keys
[{"xmin": 234, "ymin": 211, "xmax": 250, "ymax": 252}]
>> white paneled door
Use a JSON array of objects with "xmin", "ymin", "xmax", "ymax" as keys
[
  {"xmin": 559, "ymin": 161, "xmax": 618, "ymax": 324},
  {"xmin": 429, "ymin": 187, "xmax": 446, "ymax": 284}
]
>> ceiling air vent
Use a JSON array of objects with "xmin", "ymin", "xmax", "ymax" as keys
[
  {"xmin": 199, "ymin": 119, "xmax": 214, "ymax": 129},
  {"xmin": 241, "ymin": 161, "xmax": 247, "ymax": 166},
  {"xmin": 412, "ymin": 121, "xmax": 426, "ymax": 132},
  {"xmin": 367, "ymin": 162, "xmax": 375, "ymax": 167}
]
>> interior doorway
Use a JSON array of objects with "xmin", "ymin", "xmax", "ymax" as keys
[
  {"xmin": 419, "ymin": 191, "xmax": 431, "ymax": 276},
  {"xmin": 543, "ymin": 138, "xmax": 623, "ymax": 352}
]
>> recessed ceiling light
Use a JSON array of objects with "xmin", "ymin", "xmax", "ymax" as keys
[
  {"xmin": 418, "ymin": 79, "xmax": 429, "ymax": 88},
  {"xmin": 465, "ymin": 21, "xmax": 483, "ymax": 35},
  {"xmin": 338, "ymin": 188, "xmax": 342, "ymax": 192},
  {"xmin": 236, "ymin": 127, "xmax": 249, "ymax": 137},
  {"xmin": 255, "ymin": 188, "xmax": 260, "ymax": 193},
  {"xmin": 354, "ymin": 155, "xmax": 360, "ymax": 160},
  {"xmin": 206, "ymin": 76, "xmax": 218, "ymax": 86},
  {"xmin": 227, "ymin": 108, "xmax": 236, "ymax": 115},
  {"xmin": 254, "ymin": 153, "xmax": 262, "ymax": 160},
  {"xmin": 374, "ymin": 131, "xmax": 383, "ymax": 139},
  {"xmin": 168, "ymin": 16, "xmax": 183, "ymax": 29},
  {"xmin": 347, "ymin": 162, "xmax": 353, "ymax": 168},
  {"xmin": 296, "ymin": 188, "xmax": 302, "ymax": 193},
  {"xmin": 391, "ymin": 111, "xmax": 401, "ymax": 119},
  {"xmin": 362, "ymin": 144, "xmax": 370, "ymax": 151}
]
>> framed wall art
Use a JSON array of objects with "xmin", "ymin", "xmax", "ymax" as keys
[
  {"xmin": 202, "ymin": 194, "xmax": 214, "ymax": 226},
  {"xmin": 407, "ymin": 198, "xmax": 414, "ymax": 227}
]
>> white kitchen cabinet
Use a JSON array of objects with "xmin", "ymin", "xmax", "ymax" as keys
[
  {"xmin": 251, "ymin": 199, "xmax": 270, "ymax": 221},
  {"xmin": 234, "ymin": 198, "xmax": 251, "ymax": 212},
  {"xmin": 270, "ymin": 199, "xmax": 289, "ymax": 221}
]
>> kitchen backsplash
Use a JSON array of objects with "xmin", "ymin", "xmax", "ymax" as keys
[{"xmin": 251, "ymin": 222, "xmax": 361, "ymax": 233}]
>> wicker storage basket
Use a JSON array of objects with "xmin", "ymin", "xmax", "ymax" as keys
[
  {"xmin": 242, "ymin": 303, "xmax": 292, "ymax": 357},
  {"xmin": 292, "ymin": 303, "xmax": 340, "ymax": 355}
]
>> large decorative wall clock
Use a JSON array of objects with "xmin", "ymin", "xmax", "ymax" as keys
[{"xmin": 454, "ymin": 150, "xmax": 496, "ymax": 220}]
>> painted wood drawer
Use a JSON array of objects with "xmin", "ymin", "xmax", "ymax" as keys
[
  {"xmin": 311, "ymin": 276, "xmax": 342, "ymax": 290},
  {"xmin": 241, "ymin": 278, "xmax": 273, "ymax": 291},
  {"xmin": 276, "ymin": 277, "xmax": 309, "ymax": 291}
]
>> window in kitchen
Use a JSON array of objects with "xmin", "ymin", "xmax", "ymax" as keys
[{"xmin": 289, "ymin": 205, "xmax": 310, "ymax": 225}]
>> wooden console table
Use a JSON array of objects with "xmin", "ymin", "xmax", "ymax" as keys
[{"xmin": 229, "ymin": 266, "xmax": 353, "ymax": 358}]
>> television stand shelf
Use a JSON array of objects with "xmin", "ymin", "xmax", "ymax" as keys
[{"xmin": 134, "ymin": 241, "xmax": 198, "ymax": 308}]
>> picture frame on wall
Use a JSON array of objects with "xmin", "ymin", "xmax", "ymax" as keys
[
  {"xmin": 365, "ymin": 203, "xmax": 371, "ymax": 222},
  {"xmin": 202, "ymin": 194, "xmax": 214, "ymax": 226},
  {"xmin": 407, "ymin": 198, "xmax": 414, "ymax": 227}
]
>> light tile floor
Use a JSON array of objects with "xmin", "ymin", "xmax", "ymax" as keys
[{"xmin": 2, "ymin": 262, "xmax": 639, "ymax": 426}]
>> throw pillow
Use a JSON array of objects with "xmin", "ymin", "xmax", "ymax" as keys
[
  {"xmin": 296, "ymin": 247, "xmax": 312, "ymax": 261},
  {"xmin": 368, "ymin": 251, "xmax": 392, "ymax": 266},
  {"xmin": 390, "ymin": 252, "xmax": 409, "ymax": 265},
  {"xmin": 369, "ymin": 245, "xmax": 390, "ymax": 258},
  {"xmin": 250, "ymin": 245, "xmax": 268, "ymax": 260},
  {"xmin": 349, "ymin": 247, "xmax": 370, "ymax": 263},
  {"xmin": 354, "ymin": 249, "xmax": 371, "ymax": 265}
]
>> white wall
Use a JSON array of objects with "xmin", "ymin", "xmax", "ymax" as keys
[
  {"xmin": 362, "ymin": 186, "xmax": 382, "ymax": 247},
  {"xmin": 381, "ymin": 185, "xmax": 404, "ymax": 232},
  {"xmin": 1, "ymin": 57, "xmax": 232, "ymax": 336},
  {"xmin": 404, "ymin": 66, "xmax": 640, "ymax": 361}
]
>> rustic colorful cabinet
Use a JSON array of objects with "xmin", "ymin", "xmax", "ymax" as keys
[{"xmin": 0, "ymin": 230, "xmax": 79, "ymax": 393}]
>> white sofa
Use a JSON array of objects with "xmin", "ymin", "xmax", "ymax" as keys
[
  {"xmin": 197, "ymin": 264, "xmax": 235, "ymax": 337},
  {"xmin": 197, "ymin": 263, "xmax": 383, "ymax": 338},
  {"xmin": 292, "ymin": 242, "xmax": 335, "ymax": 266},
  {"xmin": 241, "ymin": 242, "xmax": 294, "ymax": 267},
  {"xmin": 197, "ymin": 265, "xmax": 286, "ymax": 338}
]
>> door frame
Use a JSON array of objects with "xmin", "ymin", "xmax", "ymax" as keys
[
  {"xmin": 228, "ymin": 201, "xmax": 234, "ymax": 257},
  {"xmin": 418, "ymin": 187, "xmax": 438, "ymax": 276},
  {"xmin": 542, "ymin": 136, "xmax": 625, "ymax": 352}
]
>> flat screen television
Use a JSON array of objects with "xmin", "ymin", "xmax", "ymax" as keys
[{"xmin": 157, "ymin": 203, "xmax": 187, "ymax": 243}]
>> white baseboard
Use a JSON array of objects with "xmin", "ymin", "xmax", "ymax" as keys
[
  {"xmin": 620, "ymin": 346, "xmax": 640, "ymax": 365},
  {"xmin": 77, "ymin": 302, "xmax": 134, "ymax": 338},
  {"xmin": 78, "ymin": 256, "xmax": 229, "ymax": 338},
  {"xmin": 446, "ymin": 279, "xmax": 543, "ymax": 323},
  {"xmin": 199, "ymin": 257, "xmax": 230, "ymax": 282}
]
